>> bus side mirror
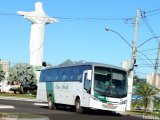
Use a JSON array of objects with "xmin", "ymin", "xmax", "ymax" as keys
[{"xmin": 86, "ymin": 70, "xmax": 92, "ymax": 80}]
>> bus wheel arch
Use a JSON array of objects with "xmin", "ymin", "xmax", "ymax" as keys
[{"xmin": 75, "ymin": 96, "xmax": 83, "ymax": 114}]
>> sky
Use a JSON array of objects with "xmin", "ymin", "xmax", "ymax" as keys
[{"xmin": 0, "ymin": 0, "xmax": 160, "ymax": 78}]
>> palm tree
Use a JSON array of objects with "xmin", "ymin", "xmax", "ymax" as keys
[{"xmin": 132, "ymin": 82, "xmax": 160, "ymax": 112}]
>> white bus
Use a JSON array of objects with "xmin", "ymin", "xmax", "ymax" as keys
[{"xmin": 37, "ymin": 62, "xmax": 128, "ymax": 113}]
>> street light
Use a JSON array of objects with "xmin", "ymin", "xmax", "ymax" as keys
[
  {"xmin": 105, "ymin": 28, "xmax": 160, "ymax": 68},
  {"xmin": 105, "ymin": 27, "xmax": 138, "ymax": 69},
  {"xmin": 105, "ymin": 28, "xmax": 132, "ymax": 48}
]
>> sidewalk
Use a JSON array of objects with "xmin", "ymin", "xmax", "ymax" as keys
[{"xmin": 120, "ymin": 112, "xmax": 143, "ymax": 119}]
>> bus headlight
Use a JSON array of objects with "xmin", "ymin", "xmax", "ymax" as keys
[{"xmin": 119, "ymin": 100, "xmax": 127, "ymax": 105}]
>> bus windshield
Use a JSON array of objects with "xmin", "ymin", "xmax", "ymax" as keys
[{"xmin": 94, "ymin": 67, "xmax": 127, "ymax": 98}]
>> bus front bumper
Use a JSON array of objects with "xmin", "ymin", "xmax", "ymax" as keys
[{"xmin": 89, "ymin": 96, "xmax": 127, "ymax": 112}]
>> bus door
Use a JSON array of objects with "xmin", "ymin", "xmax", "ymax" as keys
[{"xmin": 82, "ymin": 70, "xmax": 92, "ymax": 107}]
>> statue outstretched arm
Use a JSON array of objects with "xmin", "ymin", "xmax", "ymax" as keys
[
  {"xmin": 17, "ymin": 11, "xmax": 58, "ymax": 24},
  {"xmin": 17, "ymin": 11, "xmax": 37, "ymax": 23}
]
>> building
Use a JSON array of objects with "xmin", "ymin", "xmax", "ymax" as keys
[
  {"xmin": 147, "ymin": 73, "xmax": 160, "ymax": 89},
  {"xmin": 0, "ymin": 60, "xmax": 10, "ymax": 92},
  {"xmin": 121, "ymin": 60, "xmax": 130, "ymax": 70},
  {"xmin": 0, "ymin": 60, "xmax": 10, "ymax": 72}
]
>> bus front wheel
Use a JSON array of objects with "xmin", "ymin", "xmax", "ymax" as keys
[
  {"xmin": 48, "ymin": 97, "xmax": 56, "ymax": 110},
  {"xmin": 75, "ymin": 99, "xmax": 83, "ymax": 113}
]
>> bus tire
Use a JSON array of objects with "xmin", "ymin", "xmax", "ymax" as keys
[
  {"xmin": 75, "ymin": 99, "xmax": 83, "ymax": 114},
  {"xmin": 48, "ymin": 97, "xmax": 56, "ymax": 110}
]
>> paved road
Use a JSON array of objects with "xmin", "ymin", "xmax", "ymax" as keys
[{"xmin": 0, "ymin": 99, "xmax": 144, "ymax": 120}]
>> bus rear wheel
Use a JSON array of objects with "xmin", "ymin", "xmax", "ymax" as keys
[
  {"xmin": 75, "ymin": 99, "xmax": 83, "ymax": 114},
  {"xmin": 48, "ymin": 97, "xmax": 56, "ymax": 110}
]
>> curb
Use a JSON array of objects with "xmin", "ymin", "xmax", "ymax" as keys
[
  {"xmin": 120, "ymin": 112, "xmax": 143, "ymax": 119},
  {"xmin": 0, "ymin": 96, "xmax": 36, "ymax": 102},
  {"xmin": 18, "ymin": 117, "xmax": 50, "ymax": 120}
]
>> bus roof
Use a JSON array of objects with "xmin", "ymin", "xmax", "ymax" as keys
[{"xmin": 43, "ymin": 62, "xmax": 126, "ymax": 71}]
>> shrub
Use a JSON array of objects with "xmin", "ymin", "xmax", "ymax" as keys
[{"xmin": 9, "ymin": 87, "xmax": 21, "ymax": 94}]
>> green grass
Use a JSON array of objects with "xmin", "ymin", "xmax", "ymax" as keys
[
  {"xmin": 18, "ymin": 113, "xmax": 45, "ymax": 118},
  {"xmin": 0, "ymin": 93, "xmax": 36, "ymax": 99}
]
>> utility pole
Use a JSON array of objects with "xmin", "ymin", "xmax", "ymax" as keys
[
  {"xmin": 153, "ymin": 42, "xmax": 160, "ymax": 87},
  {"xmin": 126, "ymin": 10, "xmax": 140, "ymax": 111}
]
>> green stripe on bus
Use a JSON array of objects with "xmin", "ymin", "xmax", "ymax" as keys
[
  {"xmin": 94, "ymin": 93, "xmax": 108, "ymax": 101},
  {"xmin": 46, "ymin": 82, "xmax": 55, "ymax": 102}
]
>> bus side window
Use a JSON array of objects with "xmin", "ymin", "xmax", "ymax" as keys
[{"xmin": 84, "ymin": 73, "xmax": 91, "ymax": 94}]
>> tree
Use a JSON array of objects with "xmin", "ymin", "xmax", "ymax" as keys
[
  {"xmin": 133, "ymin": 75, "xmax": 146, "ymax": 86},
  {"xmin": 8, "ymin": 63, "xmax": 37, "ymax": 94},
  {"xmin": 58, "ymin": 59, "xmax": 85, "ymax": 66},
  {"xmin": 132, "ymin": 82, "xmax": 160, "ymax": 112},
  {"xmin": 0, "ymin": 64, "xmax": 5, "ymax": 81}
]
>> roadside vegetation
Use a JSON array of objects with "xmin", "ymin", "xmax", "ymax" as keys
[
  {"xmin": 8, "ymin": 63, "xmax": 37, "ymax": 94},
  {"xmin": 0, "ymin": 63, "xmax": 37, "ymax": 99},
  {"xmin": 131, "ymin": 76, "xmax": 160, "ymax": 116},
  {"xmin": 0, "ymin": 112, "xmax": 47, "ymax": 119}
]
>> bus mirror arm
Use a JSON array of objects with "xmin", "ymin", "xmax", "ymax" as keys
[
  {"xmin": 84, "ymin": 88, "xmax": 91, "ymax": 94},
  {"xmin": 127, "ymin": 67, "xmax": 134, "ymax": 75},
  {"xmin": 87, "ymin": 89, "xmax": 91, "ymax": 94}
]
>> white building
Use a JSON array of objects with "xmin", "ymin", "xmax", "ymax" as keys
[
  {"xmin": 147, "ymin": 73, "xmax": 160, "ymax": 89},
  {"xmin": 0, "ymin": 60, "xmax": 10, "ymax": 72},
  {"xmin": 0, "ymin": 60, "xmax": 10, "ymax": 92}
]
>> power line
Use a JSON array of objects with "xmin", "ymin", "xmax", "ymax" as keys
[
  {"xmin": 138, "ymin": 64, "xmax": 154, "ymax": 66},
  {"xmin": 140, "ymin": 10, "xmax": 160, "ymax": 43},
  {"xmin": 137, "ymin": 51, "xmax": 155, "ymax": 66},
  {"xmin": 140, "ymin": 48, "xmax": 158, "ymax": 52},
  {"xmin": 137, "ymin": 65, "xmax": 154, "ymax": 68},
  {"xmin": 142, "ymin": 18, "xmax": 159, "ymax": 42},
  {"xmin": 146, "ymin": 11, "xmax": 160, "ymax": 17},
  {"xmin": 31, "ymin": 43, "xmax": 44, "ymax": 55},
  {"xmin": 136, "ymin": 54, "xmax": 151, "ymax": 66},
  {"xmin": 56, "ymin": 16, "xmax": 126, "ymax": 21},
  {"xmin": 0, "ymin": 11, "xmax": 133, "ymax": 22},
  {"xmin": 145, "ymin": 8, "xmax": 160, "ymax": 14},
  {"xmin": 138, "ymin": 52, "xmax": 158, "ymax": 56},
  {"xmin": 141, "ymin": 8, "xmax": 160, "ymax": 17},
  {"xmin": 137, "ymin": 58, "xmax": 156, "ymax": 61},
  {"xmin": 0, "ymin": 11, "xmax": 20, "ymax": 18}
]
